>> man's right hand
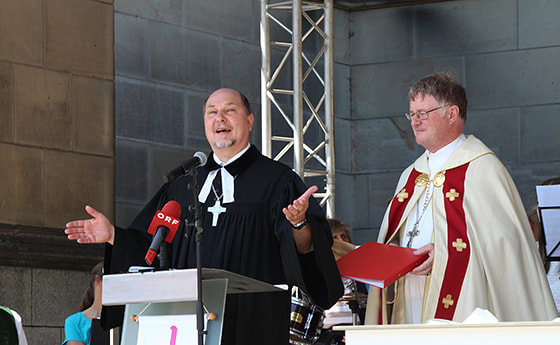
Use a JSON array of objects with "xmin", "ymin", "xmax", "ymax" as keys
[{"xmin": 64, "ymin": 205, "xmax": 115, "ymax": 245}]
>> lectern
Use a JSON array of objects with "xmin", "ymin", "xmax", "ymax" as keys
[
  {"xmin": 335, "ymin": 321, "xmax": 560, "ymax": 345},
  {"xmin": 102, "ymin": 268, "xmax": 286, "ymax": 345}
]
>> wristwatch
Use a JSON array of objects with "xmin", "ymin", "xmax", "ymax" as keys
[{"xmin": 291, "ymin": 218, "xmax": 308, "ymax": 230}]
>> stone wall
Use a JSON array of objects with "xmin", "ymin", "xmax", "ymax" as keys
[
  {"xmin": 2, "ymin": 0, "xmax": 560, "ymax": 343},
  {"xmin": 335, "ymin": 0, "xmax": 560, "ymax": 243},
  {"xmin": 0, "ymin": 0, "xmax": 113, "ymax": 342},
  {"xmin": 113, "ymin": 0, "xmax": 263, "ymax": 228}
]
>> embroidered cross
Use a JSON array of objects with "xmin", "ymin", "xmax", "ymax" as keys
[
  {"xmin": 208, "ymin": 200, "xmax": 226, "ymax": 226},
  {"xmin": 446, "ymin": 189, "xmax": 460, "ymax": 201},
  {"xmin": 442, "ymin": 294, "xmax": 454, "ymax": 309},
  {"xmin": 453, "ymin": 238, "xmax": 467, "ymax": 252},
  {"xmin": 396, "ymin": 189, "xmax": 409, "ymax": 202}
]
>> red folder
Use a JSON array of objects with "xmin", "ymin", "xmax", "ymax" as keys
[{"xmin": 336, "ymin": 241, "xmax": 428, "ymax": 289}]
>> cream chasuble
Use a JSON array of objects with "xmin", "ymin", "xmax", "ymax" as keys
[
  {"xmin": 365, "ymin": 135, "xmax": 558, "ymax": 324},
  {"xmin": 403, "ymin": 134, "xmax": 466, "ymax": 324}
]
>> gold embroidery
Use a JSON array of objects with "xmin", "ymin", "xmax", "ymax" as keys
[
  {"xmin": 452, "ymin": 238, "xmax": 467, "ymax": 252},
  {"xmin": 396, "ymin": 189, "xmax": 409, "ymax": 202},
  {"xmin": 442, "ymin": 294, "xmax": 454, "ymax": 309},
  {"xmin": 415, "ymin": 173, "xmax": 430, "ymax": 186},
  {"xmin": 433, "ymin": 172, "xmax": 446, "ymax": 187},
  {"xmin": 446, "ymin": 188, "xmax": 460, "ymax": 201},
  {"xmin": 407, "ymin": 171, "xmax": 445, "ymax": 248},
  {"xmin": 415, "ymin": 171, "xmax": 446, "ymax": 187}
]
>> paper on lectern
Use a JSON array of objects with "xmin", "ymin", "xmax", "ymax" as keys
[
  {"xmin": 137, "ymin": 314, "xmax": 204, "ymax": 345},
  {"xmin": 536, "ymin": 185, "xmax": 560, "ymax": 258}
]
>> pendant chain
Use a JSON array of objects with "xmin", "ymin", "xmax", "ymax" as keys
[
  {"xmin": 406, "ymin": 181, "xmax": 433, "ymax": 248},
  {"xmin": 211, "ymin": 182, "xmax": 223, "ymax": 201}
]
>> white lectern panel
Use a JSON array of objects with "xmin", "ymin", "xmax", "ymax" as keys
[
  {"xmin": 102, "ymin": 268, "xmax": 286, "ymax": 306},
  {"xmin": 336, "ymin": 322, "xmax": 560, "ymax": 345}
]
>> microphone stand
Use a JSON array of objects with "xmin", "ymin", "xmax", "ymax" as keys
[
  {"xmin": 188, "ymin": 166, "xmax": 205, "ymax": 345},
  {"xmin": 348, "ymin": 280, "xmax": 361, "ymax": 326}
]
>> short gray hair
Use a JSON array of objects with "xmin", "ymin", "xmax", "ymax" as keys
[{"xmin": 408, "ymin": 72, "xmax": 468, "ymax": 121}]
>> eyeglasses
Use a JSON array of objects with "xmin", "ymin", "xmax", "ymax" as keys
[{"xmin": 405, "ymin": 105, "xmax": 451, "ymax": 121}]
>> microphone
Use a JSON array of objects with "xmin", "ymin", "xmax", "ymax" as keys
[
  {"xmin": 163, "ymin": 151, "xmax": 208, "ymax": 183},
  {"xmin": 144, "ymin": 200, "xmax": 182, "ymax": 265}
]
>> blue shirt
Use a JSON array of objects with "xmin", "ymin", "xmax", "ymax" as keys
[{"xmin": 62, "ymin": 312, "xmax": 91, "ymax": 345}]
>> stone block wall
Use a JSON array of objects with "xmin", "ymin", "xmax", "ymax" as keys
[
  {"xmin": 2, "ymin": 0, "xmax": 560, "ymax": 342},
  {"xmin": 335, "ymin": 0, "xmax": 560, "ymax": 243},
  {"xmin": 0, "ymin": 0, "xmax": 113, "ymax": 342},
  {"xmin": 113, "ymin": 0, "xmax": 263, "ymax": 227}
]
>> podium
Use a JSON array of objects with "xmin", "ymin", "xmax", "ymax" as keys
[
  {"xmin": 335, "ymin": 322, "xmax": 560, "ymax": 345},
  {"xmin": 102, "ymin": 268, "xmax": 286, "ymax": 345}
]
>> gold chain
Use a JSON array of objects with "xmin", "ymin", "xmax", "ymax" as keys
[{"xmin": 407, "ymin": 171, "xmax": 446, "ymax": 248}]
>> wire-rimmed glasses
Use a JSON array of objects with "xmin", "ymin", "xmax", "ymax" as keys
[{"xmin": 405, "ymin": 105, "xmax": 451, "ymax": 121}]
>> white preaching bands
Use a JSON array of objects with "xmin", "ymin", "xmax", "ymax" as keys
[
  {"xmin": 199, "ymin": 168, "xmax": 235, "ymax": 204},
  {"xmin": 198, "ymin": 144, "xmax": 250, "ymax": 226}
]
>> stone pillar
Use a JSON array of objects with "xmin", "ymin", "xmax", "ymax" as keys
[{"xmin": 0, "ymin": 0, "xmax": 114, "ymax": 343}]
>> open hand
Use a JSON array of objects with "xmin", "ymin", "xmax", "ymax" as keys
[
  {"xmin": 64, "ymin": 205, "xmax": 115, "ymax": 245},
  {"xmin": 282, "ymin": 185, "xmax": 318, "ymax": 225}
]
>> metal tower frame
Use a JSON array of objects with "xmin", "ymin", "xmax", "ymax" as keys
[{"xmin": 260, "ymin": 0, "xmax": 336, "ymax": 218}]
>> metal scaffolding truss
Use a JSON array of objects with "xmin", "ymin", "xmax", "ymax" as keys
[{"xmin": 260, "ymin": 0, "xmax": 336, "ymax": 217}]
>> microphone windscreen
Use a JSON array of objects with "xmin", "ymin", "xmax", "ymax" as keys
[
  {"xmin": 161, "ymin": 200, "xmax": 181, "ymax": 218},
  {"xmin": 194, "ymin": 151, "xmax": 208, "ymax": 167}
]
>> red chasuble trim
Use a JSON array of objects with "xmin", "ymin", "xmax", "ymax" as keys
[
  {"xmin": 385, "ymin": 169, "xmax": 422, "ymax": 243},
  {"xmin": 379, "ymin": 169, "xmax": 420, "ymax": 324},
  {"xmin": 434, "ymin": 163, "xmax": 470, "ymax": 320}
]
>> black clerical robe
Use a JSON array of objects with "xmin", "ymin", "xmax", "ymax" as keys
[{"xmin": 106, "ymin": 145, "xmax": 343, "ymax": 345}]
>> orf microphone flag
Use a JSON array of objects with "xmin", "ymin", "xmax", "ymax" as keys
[{"xmin": 145, "ymin": 200, "xmax": 181, "ymax": 265}]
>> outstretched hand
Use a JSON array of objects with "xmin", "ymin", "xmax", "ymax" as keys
[
  {"xmin": 282, "ymin": 185, "xmax": 318, "ymax": 225},
  {"xmin": 64, "ymin": 205, "xmax": 115, "ymax": 245},
  {"xmin": 283, "ymin": 185, "xmax": 317, "ymax": 254}
]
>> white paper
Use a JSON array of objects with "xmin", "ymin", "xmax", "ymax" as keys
[
  {"xmin": 536, "ymin": 185, "xmax": 560, "ymax": 257},
  {"xmin": 536, "ymin": 185, "xmax": 560, "ymax": 207},
  {"xmin": 137, "ymin": 314, "xmax": 200, "ymax": 345},
  {"xmin": 462, "ymin": 308, "xmax": 499, "ymax": 324},
  {"xmin": 425, "ymin": 308, "xmax": 498, "ymax": 324},
  {"xmin": 541, "ymin": 208, "xmax": 560, "ymax": 257}
]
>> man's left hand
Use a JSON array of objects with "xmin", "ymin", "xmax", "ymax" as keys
[{"xmin": 283, "ymin": 185, "xmax": 318, "ymax": 225}]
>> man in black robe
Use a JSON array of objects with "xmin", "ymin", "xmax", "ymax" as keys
[{"xmin": 65, "ymin": 88, "xmax": 344, "ymax": 345}]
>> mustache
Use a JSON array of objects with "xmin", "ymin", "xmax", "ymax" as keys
[{"xmin": 214, "ymin": 124, "xmax": 233, "ymax": 132}]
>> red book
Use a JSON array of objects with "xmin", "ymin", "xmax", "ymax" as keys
[{"xmin": 336, "ymin": 241, "xmax": 428, "ymax": 289}]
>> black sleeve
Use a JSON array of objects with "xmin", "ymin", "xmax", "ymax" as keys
[
  {"xmin": 276, "ymin": 175, "xmax": 344, "ymax": 310},
  {"xmin": 300, "ymin": 213, "xmax": 344, "ymax": 310},
  {"xmin": 106, "ymin": 183, "xmax": 171, "ymax": 273},
  {"xmin": 101, "ymin": 184, "xmax": 171, "ymax": 329}
]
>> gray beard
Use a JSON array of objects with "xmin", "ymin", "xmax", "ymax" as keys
[{"xmin": 214, "ymin": 139, "xmax": 236, "ymax": 149}]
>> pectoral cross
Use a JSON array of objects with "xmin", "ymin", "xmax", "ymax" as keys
[
  {"xmin": 208, "ymin": 200, "xmax": 226, "ymax": 226},
  {"xmin": 406, "ymin": 222, "xmax": 420, "ymax": 248}
]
